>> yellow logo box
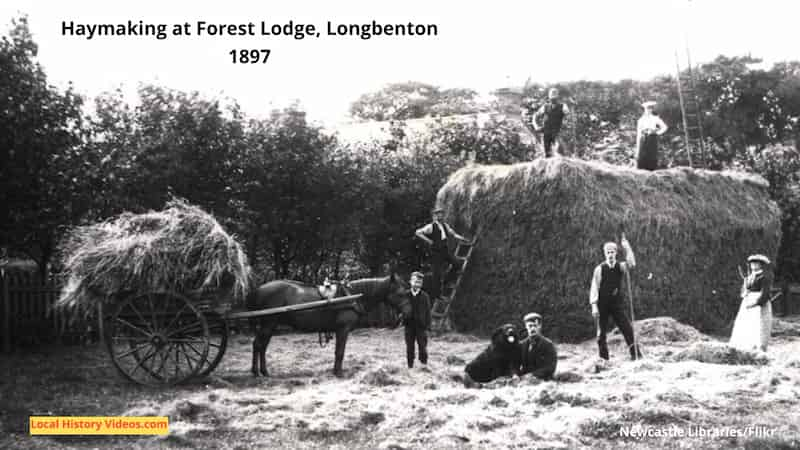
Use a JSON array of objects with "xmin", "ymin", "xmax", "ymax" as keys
[{"xmin": 30, "ymin": 416, "xmax": 169, "ymax": 435}]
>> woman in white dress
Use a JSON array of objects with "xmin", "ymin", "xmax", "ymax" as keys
[
  {"xmin": 729, "ymin": 254, "xmax": 774, "ymax": 352},
  {"xmin": 636, "ymin": 101, "xmax": 668, "ymax": 170}
]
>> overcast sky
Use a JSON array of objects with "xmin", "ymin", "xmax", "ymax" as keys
[{"xmin": 1, "ymin": 0, "xmax": 797, "ymax": 125}]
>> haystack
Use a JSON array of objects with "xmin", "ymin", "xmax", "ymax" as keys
[
  {"xmin": 57, "ymin": 199, "xmax": 251, "ymax": 315},
  {"xmin": 436, "ymin": 158, "xmax": 781, "ymax": 341}
]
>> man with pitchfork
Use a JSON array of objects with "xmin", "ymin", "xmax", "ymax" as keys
[{"xmin": 589, "ymin": 234, "xmax": 643, "ymax": 361}]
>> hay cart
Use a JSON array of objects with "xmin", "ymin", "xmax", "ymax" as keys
[{"xmin": 100, "ymin": 289, "xmax": 362, "ymax": 386}]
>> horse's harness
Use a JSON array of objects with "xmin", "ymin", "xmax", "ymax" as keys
[{"xmin": 316, "ymin": 280, "xmax": 365, "ymax": 347}]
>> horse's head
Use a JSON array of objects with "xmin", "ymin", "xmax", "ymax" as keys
[{"xmin": 386, "ymin": 272, "xmax": 412, "ymax": 318}]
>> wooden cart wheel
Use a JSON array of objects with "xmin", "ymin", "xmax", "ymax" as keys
[
  {"xmin": 196, "ymin": 311, "xmax": 229, "ymax": 378},
  {"xmin": 104, "ymin": 291, "xmax": 209, "ymax": 386}
]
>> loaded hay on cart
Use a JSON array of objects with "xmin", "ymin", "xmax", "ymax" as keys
[{"xmin": 57, "ymin": 199, "xmax": 251, "ymax": 385}]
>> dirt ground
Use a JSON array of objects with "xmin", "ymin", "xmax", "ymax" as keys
[{"xmin": 1, "ymin": 316, "xmax": 799, "ymax": 450}]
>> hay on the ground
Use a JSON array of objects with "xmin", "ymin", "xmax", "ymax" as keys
[
  {"xmin": 669, "ymin": 341, "xmax": 769, "ymax": 365},
  {"xmin": 436, "ymin": 158, "xmax": 781, "ymax": 341},
  {"xmin": 57, "ymin": 199, "xmax": 250, "ymax": 315},
  {"xmin": 608, "ymin": 316, "xmax": 710, "ymax": 344},
  {"xmin": 771, "ymin": 317, "xmax": 800, "ymax": 336}
]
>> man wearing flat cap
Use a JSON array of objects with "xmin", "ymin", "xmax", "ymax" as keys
[
  {"xmin": 636, "ymin": 100, "xmax": 668, "ymax": 170},
  {"xmin": 520, "ymin": 312, "xmax": 558, "ymax": 380},
  {"xmin": 589, "ymin": 234, "xmax": 643, "ymax": 360},
  {"xmin": 532, "ymin": 87, "xmax": 570, "ymax": 157},
  {"xmin": 415, "ymin": 207, "xmax": 469, "ymax": 301}
]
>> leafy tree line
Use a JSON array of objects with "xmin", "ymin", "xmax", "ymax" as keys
[{"xmin": 2, "ymin": 16, "xmax": 799, "ymax": 284}]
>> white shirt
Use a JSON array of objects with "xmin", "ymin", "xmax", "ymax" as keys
[
  {"xmin": 418, "ymin": 222, "xmax": 448, "ymax": 240},
  {"xmin": 535, "ymin": 102, "xmax": 570, "ymax": 117},
  {"xmin": 637, "ymin": 113, "xmax": 668, "ymax": 135}
]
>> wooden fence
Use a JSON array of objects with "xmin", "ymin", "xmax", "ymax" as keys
[{"xmin": 0, "ymin": 271, "xmax": 95, "ymax": 353}]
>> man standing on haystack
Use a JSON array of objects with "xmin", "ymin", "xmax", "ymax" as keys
[
  {"xmin": 532, "ymin": 87, "xmax": 570, "ymax": 157},
  {"xmin": 415, "ymin": 207, "xmax": 469, "ymax": 301},
  {"xmin": 589, "ymin": 234, "xmax": 643, "ymax": 360}
]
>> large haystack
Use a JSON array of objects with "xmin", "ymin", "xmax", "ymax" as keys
[{"xmin": 437, "ymin": 158, "xmax": 781, "ymax": 341}]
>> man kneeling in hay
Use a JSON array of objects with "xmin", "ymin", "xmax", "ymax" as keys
[
  {"xmin": 589, "ymin": 234, "xmax": 643, "ymax": 361},
  {"xmin": 520, "ymin": 312, "xmax": 557, "ymax": 380}
]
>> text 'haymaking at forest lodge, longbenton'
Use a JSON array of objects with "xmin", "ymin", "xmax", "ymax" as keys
[{"xmin": 61, "ymin": 20, "xmax": 440, "ymax": 41}]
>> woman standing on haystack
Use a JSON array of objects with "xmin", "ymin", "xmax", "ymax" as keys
[
  {"xmin": 636, "ymin": 101, "xmax": 668, "ymax": 170},
  {"xmin": 729, "ymin": 254, "xmax": 774, "ymax": 352}
]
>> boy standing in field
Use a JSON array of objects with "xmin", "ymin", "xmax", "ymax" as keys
[{"xmin": 404, "ymin": 272, "xmax": 432, "ymax": 369}]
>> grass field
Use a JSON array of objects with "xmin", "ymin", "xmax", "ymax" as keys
[{"xmin": 1, "ymin": 316, "xmax": 799, "ymax": 450}]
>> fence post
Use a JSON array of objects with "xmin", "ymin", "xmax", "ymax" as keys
[{"xmin": 2, "ymin": 269, "xmax": 10, "ymax": 353}]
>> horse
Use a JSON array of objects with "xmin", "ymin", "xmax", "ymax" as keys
[{"xmin": 247, "ymin": 273, "xmax": 412, "ymax": 378}]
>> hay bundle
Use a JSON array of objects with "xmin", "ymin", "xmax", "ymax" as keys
[
  {"xmin": 670, "ymin": 342, "xmax": 769, "ymax": 365},
  {"xmin": 608, "ymin": 317, "xmax": 710, "ymax": 345},
  {"xmin": 57, "ymin": 199, "xmax": 251, "ymax": 314},
  {"xmin": 436, "ymin": 158, "xmax": 781, "ymax": 341}
]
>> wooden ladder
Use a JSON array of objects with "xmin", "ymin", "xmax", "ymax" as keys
[
  {"xmin": 675, "ymin": 49, "xmax": 706, "ymax": 168},
  {"xmin": 431, "ymin": 238, "xmax": 477, "ymax": 332}
]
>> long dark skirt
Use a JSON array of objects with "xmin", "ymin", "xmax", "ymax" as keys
[{"xmin": 637, "ymin": 134, "xmax": 659, "ymax": 170}]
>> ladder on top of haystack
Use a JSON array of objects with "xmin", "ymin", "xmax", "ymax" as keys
[
  {"xmin": 431, "ymin": 237, "xmax": 478, "ymax": 332},
  {"xmin": 675, "ymin": 44, "xmax": 706, "ymax": 168}
]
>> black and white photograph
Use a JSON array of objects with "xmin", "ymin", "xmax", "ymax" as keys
[{"xmin": 1, "ymin": 0, "xmax": 799, "ymax": 448}]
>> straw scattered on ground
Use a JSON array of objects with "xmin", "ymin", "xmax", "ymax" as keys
[{"xmin": 2, "ymin": 317, "xmax": 799, "ymax": 449}]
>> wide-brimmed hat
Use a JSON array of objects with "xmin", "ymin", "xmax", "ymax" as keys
[
  {"xmin": 747, "ymin": 254, "xmax": 771, "ymax": 265},
  {"xmin": 642, "ymin": 100, "xmax": 657, "ymax": 108},
  {"xmin": 523, "ymin": 312, "xmax": 543, "ymax": 323}
]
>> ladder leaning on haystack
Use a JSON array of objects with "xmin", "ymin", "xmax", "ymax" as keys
[
  {"xmin": 431, "ymin": 235, "xmax": 479, "ymax": 332},
  {"xmin": 675, "ymin": 42, "xmax": 706, "ymax": 168}
]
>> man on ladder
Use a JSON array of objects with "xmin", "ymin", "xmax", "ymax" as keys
[{"xmin": 415, "ymin": 207, "xmax": 469, "ymax": 302}]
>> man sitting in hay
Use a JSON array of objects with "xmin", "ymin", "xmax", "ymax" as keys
[{"xmin": 520, "ymin": 312, "xmax": 557, "ymax": 380}]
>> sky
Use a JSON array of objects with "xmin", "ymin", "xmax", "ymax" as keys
[{"xmin": 1, "ymin": 0, "xmax": 797, "ymax": 126}]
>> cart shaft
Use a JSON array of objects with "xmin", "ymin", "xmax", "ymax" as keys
[{"xmin": 225, "ymin": 293, "xmax": 363, "ymax": 319}]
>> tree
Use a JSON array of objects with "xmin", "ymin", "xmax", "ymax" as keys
[
  {"xmin": 748, "ymin": 145, "xmax": 800, "ymax": 282},
  {"xmin": 691, "ymin": 56, "xmax": 787, "ymax": 164},
  {"xmin": 0, "ymin": 16, "xmax": 87, "ymax": 277},
  {"xmin": 353, "ymin": 142, "xmax": 461, "ymax": 275},
  {"xmin": 349, "ymin": 82, "xmax": 483, "ymax": 121},
  {"xmin": 234, "ymin": 105, "xmax": 351, "ymax": 279},
  {"xmin": 426, "ymin": 115, "xmax": 533, "ymax": 164},
  {"xmin": 120, "ymin": 84, "xmax": 245, "ymax": 216}
]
